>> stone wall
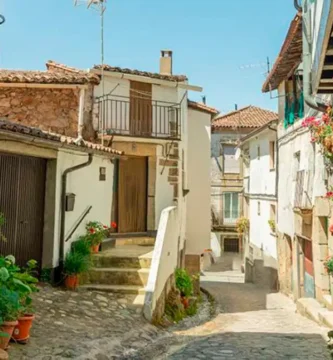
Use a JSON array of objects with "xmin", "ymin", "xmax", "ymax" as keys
[{"xmin": 0, "ymin": 88, "xmax": 80, "ymax": 138}]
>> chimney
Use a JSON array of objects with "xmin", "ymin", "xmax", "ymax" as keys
[{"xmin": 160, "ymin": 50, "xmax": 173, "ymax": 75}]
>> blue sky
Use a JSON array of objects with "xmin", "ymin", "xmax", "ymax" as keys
[{"xmin": 0, "ymin": 0, "xmax": 296, "ymax": 113}]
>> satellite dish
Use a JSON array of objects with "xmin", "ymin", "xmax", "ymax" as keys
[{"xmin": 235, "ymin": 148, "xmax": 241, "ymax": 161}]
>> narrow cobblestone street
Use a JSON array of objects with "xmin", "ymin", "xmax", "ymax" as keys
[{"xmin": 163, "ymin": 260, "xmax": 331, "ymax": 360}]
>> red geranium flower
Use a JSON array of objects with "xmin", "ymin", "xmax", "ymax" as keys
[
  {"xmin": 111, "ymin": 222, "xmax": 117, "ymax": 229},
  {"xmin": 89, "ymin": 228, "xmax": 95, "ymax": 234},
  {"xmin": 326, "ymin": 192, "xmax": 333, "ymax": 198},
  {"xmin": 103, "ymin": 225, "xmax": 108, "ymax": 229}
]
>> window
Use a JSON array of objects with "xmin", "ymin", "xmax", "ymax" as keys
[
  {"xmin": 284, "ymin": 75, "xmax": 304, "ymax": 128},
  {"xmin": 293, "ymin": 151, "xmax": 300, "ymax": 181},
  {"xmin": 223, "ymin": 192, "xmax": 239, "ymax": 224},
  {"xmin": 257, "ymin": 201, "xmax": 261, "ymax": 216},
  {"xmin": 223, "ymin": 145, "xmax": 239, "ymax": 173},
  {"xmin": 270, "ymin": 141, "xmax": 276, "ymax": 170}
]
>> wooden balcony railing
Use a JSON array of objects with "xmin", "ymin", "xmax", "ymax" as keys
[{"xmin": 94, "ymin": 94, "xmax": 181, "ymax": 140}]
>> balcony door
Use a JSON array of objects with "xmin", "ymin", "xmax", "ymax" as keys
[
  {"xmin": 130, "ymin": 81, "xmax": 152, "ymax": 137},
  {"xmin": 118, "ymin": 157, "xmax": 148, "ymax": 233},
  {"xmin": 223, "ymin": 192, "xmax": 239, "ymax": 225}
]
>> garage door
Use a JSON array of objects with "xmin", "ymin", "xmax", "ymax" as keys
[{"xmin": 0, "ymin": 153, "xmax": 46, "ymax": 267}]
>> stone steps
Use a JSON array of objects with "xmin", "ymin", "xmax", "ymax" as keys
[
  {"xmin": 79, "ymin": 284, "xmax": 147, "ymax": 295},
  {"xmin": 115, "ymin": 237, "xmax": 155, "ymax": 246},
  {"xmin": 84, "ymin": 267, "xmax": 150, "ymax": 286},
  {"xmin": 92, "ymin": 254, "xmax": 152, "ymax": 269}
]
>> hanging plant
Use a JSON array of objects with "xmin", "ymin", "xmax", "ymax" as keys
[
  {"xmin": 324, "ymin": 256, "xmax": 333, "ymax": 275},
  {"xmin": 236, "ymin": 217, "xmax": 249, "ymax": 235}
]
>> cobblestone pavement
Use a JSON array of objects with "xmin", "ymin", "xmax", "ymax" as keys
[
  {"xmin": 8, "ymin": 285, "xmax": 165, "ymax": 360},
  {"xmin": 164, "ymin": 261, "xmax": 331, "ymax": 360}
]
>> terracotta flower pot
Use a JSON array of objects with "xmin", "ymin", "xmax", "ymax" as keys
[
  {"xmin": 0, "ymin": 320, "xmax": 18, "ymax": 350},
  {"xmin": 91, "ymin": 244, "xmax": 100, "ymax": 254},
  {"xmin": 65, "ymin": 274, "xmax": 79, "ymax": 290},
  {"xmin": 12, "ymin": 315, "xmax": 35, "ymax": 342}
]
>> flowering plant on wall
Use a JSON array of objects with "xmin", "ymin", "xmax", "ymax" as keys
[
  {"xmin": 236, "ymin": 217, "xmax": 249, "ymax": 235},
  {"xmin": 324, "ymin": 256, "xmax": 333, "ymax": 275},
  {"xmin": 301, "ymin": 106, "xmax": 333, "ymax": 159}
]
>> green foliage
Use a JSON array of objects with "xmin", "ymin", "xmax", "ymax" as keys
[
  {"xmin": 325, "ymin": 256, "xmax": 333, "ymax": 275},
  {"xmin": 175, "ymin": 268, "xmax": 193, "ymax": 298},
  {"xmin": 268, "ymin": 219, "xmax": 276, "ymax": 232},
  {"xmin": 40, "ymin": 268, "xmax": 52, "ymax": 283},
  {"xmin": 165, "ymin": 303, "xmax": 185, "ymax": 323},
  {"xmin": 185, "ymin": 300, "xmax": 198, "ymax": 317},
  {"xmin": 85, "ymin": 221, "xmax": 109, "ymax": 246},
  {"xmin": 0, "ymin": 256, "xmax": 39, "ymax": 315},
  {"xmin": 72, "ymin": 237, "xmax": 91, "ymax": 257},
  {"xmin": 64, "ymin": 251, "xmax": 90, "ymax": 275},
  {"xmin": 236, "ymin": 217, "xmax": 249, "ymax": 235},
  {"xmin": 0, "ymin": 286, "xmax": 21, "ymax": 322}
]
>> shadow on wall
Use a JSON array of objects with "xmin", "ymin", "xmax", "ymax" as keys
[{"xmin": 245, "ymin": 257, "xmax": 279, "ymax": 291}]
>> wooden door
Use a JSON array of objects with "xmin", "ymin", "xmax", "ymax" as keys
[
  {"xmin": 130, "ymin": 81, "xmax": 152, "ymax": 136},
  {"xmin": 0, "ymin": 153, "xmax": 46, "ymax": 267},
  {"xmin": 118, "ymin": 157, "xmax": 147, "ymax": 233}
]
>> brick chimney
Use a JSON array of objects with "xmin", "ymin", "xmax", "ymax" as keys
[{"xmin": 160, "ymin": 50, "xmax": 173, "ymax": 75}]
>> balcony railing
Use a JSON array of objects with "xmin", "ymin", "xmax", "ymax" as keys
[{"xmin": 94, "ymin": 94, "xmax": 181, "ymax": 140}]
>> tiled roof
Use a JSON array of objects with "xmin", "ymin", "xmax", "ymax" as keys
[
  {"xmin": 0, "ymin": 120, "xmax": 123, "ymax": 156},
  {"xmin": 0, "ymin": 69, "xmax": 100, "ymax": 85},
  {"xmin": 262, "ymin": 13, "xmax": 302, "ymax": 93},
  {"xmin": 212, "ymin": 106, "xmax": 278, "ymax": 130},
  {"xmin": 188, "ymin": 100, "xmax": 219, "ymax": 115},
  {"xmin": 46, "ymin": 60, "xmax": 86, "ymax": 74},
  {"xmin": 93, "ymin": 64, "xmax": 188, "ymax": 82}
]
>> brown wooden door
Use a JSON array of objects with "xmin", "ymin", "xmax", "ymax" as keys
[
  {"xmin": 118, "ymin": 157, "xmax": 147, "ymax": 233},
  {"xmin": 130, "ymin": 81, "xmax": 152, "ymax": 136},
  {"xmin": 0, "ymin": 153, "xmax": 46, "ymax": 267}
]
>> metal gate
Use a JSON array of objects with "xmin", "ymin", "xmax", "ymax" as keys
[{"xmin": 0, "ymin": 153, "xmax": 46, "ymax": 267}]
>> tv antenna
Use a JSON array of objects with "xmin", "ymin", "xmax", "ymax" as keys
[{"xmin": 74, "ymin": 0, "xmax": 107, "ymax": 143}]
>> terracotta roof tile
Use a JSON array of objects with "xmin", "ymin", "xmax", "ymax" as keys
[
  {"xmin": 212, "ymin": 106, "xmax": 278, "ymax": 130},
  {"xmin": 0, "ymin": 69, "xmax": 100, "ymax": 85},
  {"xmin": 93, "ymin": 64, "xmax": 188, "ymax": 82},
  {"xmin": 0, "ymin": 120, "xmax": 123, "ymax": 156},
  {"xmin": 188, "ymin": 100, "xmax": 219, "ymax": 115},
  {"xmin": 46, "ymin": 60, "xmax": 85, "ymax": 74},
  {"xmin": 262, "ymin": 13, "xmax": 302, "ymax": 93}
]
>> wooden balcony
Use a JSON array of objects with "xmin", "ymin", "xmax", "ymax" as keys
[{"xmin": 94, "ymin": 94, "xmax": 181, "ymax": 140}]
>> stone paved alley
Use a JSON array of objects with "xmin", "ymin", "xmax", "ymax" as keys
[{"xmin": 8, "ymin": 259, "xmax": 332, "ymax": 359}]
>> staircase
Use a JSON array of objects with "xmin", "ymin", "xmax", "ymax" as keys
[{"xmin": 80, "ymin": 236, "xmax": 155, "ymax": 306}]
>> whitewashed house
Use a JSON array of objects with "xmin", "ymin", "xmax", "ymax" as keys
[
  {"xmin": 46, "ymin": 52, "xmax": 212, "ymax": 321},
  {"xmin": 239, "ymin": 119, "xmax": 278, "ymax": 289},
  {"xmin": 261, "ymin": 2, "xmax": 333, "ymax": 307}
]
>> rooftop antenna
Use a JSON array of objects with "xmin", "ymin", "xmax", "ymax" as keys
[{"xmin": 74, "ymin": 0, "xmax": 107, "ymax": 144}]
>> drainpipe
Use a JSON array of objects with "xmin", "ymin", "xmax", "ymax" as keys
[
  {"xmin": 75, "ymin": 88, "xmax": 86, "ymax": 145},
  {"xmin": 58, "ymin": 154, "xmax": 93, "ymax": 275},
  {"xmin": 297, "ymin": 0, "xmax": 327, "ymax": 112}
]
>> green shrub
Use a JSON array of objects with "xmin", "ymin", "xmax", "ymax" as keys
[
  {"xmin": 175, "ymin": 268, "xmax": 193, "ymax": 298},
  {"xmin": 64, "ymin": 251, "xmax": 90, "ymax": 275},
  {"xmin": 72, "ymin": 237, "xmax": 91, "ymax": 257},
  {"xmin": 185, "ymin": 300, "xmax": 198, "ymax": 317},
  {"xmin": 0, "ymin": 286, "xmax": 21, "ymax": 322}
]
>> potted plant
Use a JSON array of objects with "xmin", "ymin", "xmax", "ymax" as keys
[
  {"xmin": 236, "ymin": 217, "xmax": 249, "ymax": 235},
  {"xmin": 85, "ymin": 221, "xmax": 109, "ymax": 254},
  {"xmin": 0, "ymin": 286, "xmax": 20, "ymax": 350},
  {"xmin": 268, "ymin": 219, "xmax": 276, "ymax": 233},
  {"xmin": 324, "ymin": 256, "xmax": 333, "ymax": 276},
  {"xmin": 11, "ymin": 259, "xmax": 39, "ymax": 343},
  {"xmin": 175, "ymin": 268, "xmax": 193, "ymax": 309},
  {"xmin": 64, "ymin": 250, "xmax": 90, "ymax": 290},
  {"xmin": 72, "ymin": 237, "xmax": 92, "ymax": 257}
]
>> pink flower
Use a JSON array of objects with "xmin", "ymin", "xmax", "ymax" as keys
[
  {"xmin": 310, "ymin": 137, "xmax": 316, "ymax": 143},
  {"xmin": 329, "ymin": 223, "xmax": 333, "ymax": 235}
]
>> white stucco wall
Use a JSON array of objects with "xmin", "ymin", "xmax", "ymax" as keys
[
  {"xmin": 249, "ymin": 199, "xmax": 277, "ymax": 260},
  {"xmin": 278, "ymin": 122, "xmax": 326, "ymax": 237},
  {"xmin": 248, "ymin": 129, "xmax": 276, "ymax": 196},
  {"xmin": 245, "ymin": 128, "xmax": 278, "ymax": 261},
  {"xmin": 186, "ymin": 109, "xmax": 211, "ymax": 254},
  {"xmin": 52, "ymin": 150, "xmax": 114, "ymax": 266}
]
